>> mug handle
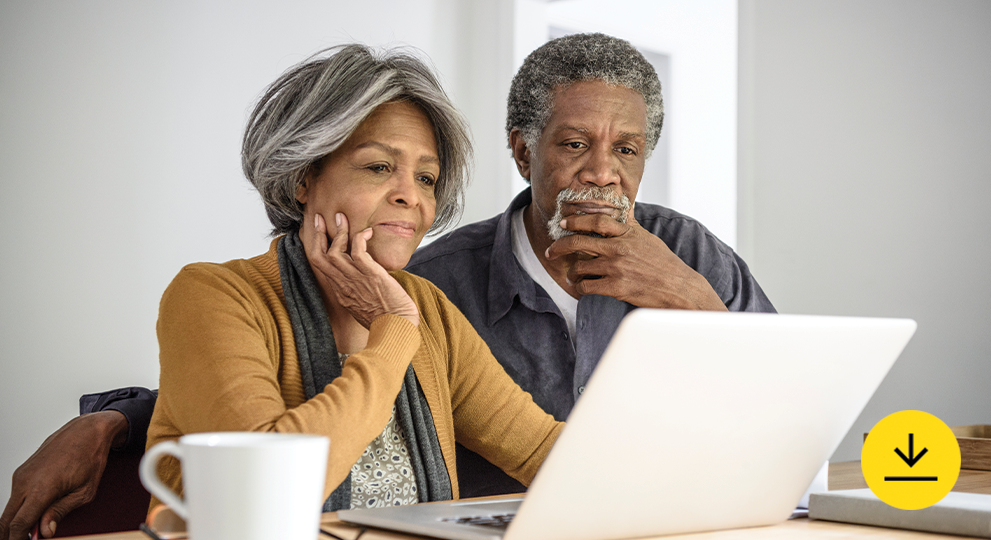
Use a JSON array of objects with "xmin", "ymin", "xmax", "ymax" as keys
[{"xmin": 139, "ymin": 441, "xmax": 189, "ymax": 520}]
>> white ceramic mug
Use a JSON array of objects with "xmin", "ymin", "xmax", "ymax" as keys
[{"xmin": 140, "ymin": 432, "xmax": 329, "ymax": 540}]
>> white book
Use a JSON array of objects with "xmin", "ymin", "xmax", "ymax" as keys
[{"xmin": 809, "ymin": 489, "xmax": 991, "ymax": 538}]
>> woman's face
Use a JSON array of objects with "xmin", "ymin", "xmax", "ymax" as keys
[{"xmin": 296, "ymin": 101, "xmax": 440, "ymax": 271}]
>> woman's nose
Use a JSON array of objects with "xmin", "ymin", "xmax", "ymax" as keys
[{"xmin": 389, "ymin": 172, "xmax": 421, "ymax": 207}]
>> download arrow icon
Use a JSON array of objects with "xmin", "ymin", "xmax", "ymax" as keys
[{"xmin": 894, "ymin": 433, "xmax": 928, "ymax": 467}]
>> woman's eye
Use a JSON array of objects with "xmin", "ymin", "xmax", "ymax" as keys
[
  {"xmin": 418, "ymin": 175, "xmax": 436, "ymax": 187},
  {"xmin": 369, "ymin": 164, "xmax": 389, "ymax": 173}
]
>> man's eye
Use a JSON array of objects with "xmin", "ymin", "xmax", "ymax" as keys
[
  {"xmin": 369, "ymin": 164, "xmax": 390, "ymax": 173},
  {"xmin": 565, "ymin": 141, "xmax": 585, "ymax": 149},
  {"xmin": 617, "ymin": 146, "xmax": 637, "ymax": 155}
]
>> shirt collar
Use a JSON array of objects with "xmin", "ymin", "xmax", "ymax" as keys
[{"xmin": 486, "ymin": 189, "xmax": 560, "ymax": 325}]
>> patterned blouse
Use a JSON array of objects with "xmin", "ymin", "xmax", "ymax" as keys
[{"xmin": 341, "ymin": 353, "xmax": 420, "ymax": 508}]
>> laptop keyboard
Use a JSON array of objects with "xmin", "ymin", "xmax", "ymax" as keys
[{"xmin": 441, "ymin": 513, "xmax": 516, "ymax": 529}]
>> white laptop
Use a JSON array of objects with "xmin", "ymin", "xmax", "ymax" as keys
[{"xmin": 338, "ymin": 310, "xmax": 916, "ymax": 540}]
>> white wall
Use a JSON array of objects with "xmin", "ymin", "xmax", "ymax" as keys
[
  {"xmin": 446, "ymin": 0, "xmax": 521, "ymax": 229},
  {"xmin": 739, "ymin": 0, "xmax": 991, "ymax": 461},
  {"xmin": 0, "ymin": 0, "xmax": 515, "ymax": 506}
]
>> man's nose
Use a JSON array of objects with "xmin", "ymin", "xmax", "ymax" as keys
[{"xmin": 578, "ymin": 146, "xmax": 620, "ymax": 187}]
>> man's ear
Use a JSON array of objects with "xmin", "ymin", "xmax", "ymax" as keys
[{"xmin": 509, "ymin": 129, "xmax": 532, "ymax": 181}]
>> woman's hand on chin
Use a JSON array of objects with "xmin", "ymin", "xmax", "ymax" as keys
[{"xmin": 308, "ymin": 212, "xmax": 420, "ymax": 328}]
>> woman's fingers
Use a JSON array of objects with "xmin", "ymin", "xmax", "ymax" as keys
[
  {"xmin": 312, "ymin": 213, "xmax": 331, "ymax": 254},
  {"xmin": 349, "ymin": 227, "xmax": 379, "ymax": 274},
  {"xmin": 305, "ymin": 213, "xmax": 418, "ymax": 328},
  {"xmin": 310, "ymin": 213, "xmax": 355, "ymax": 286},
  {"xmin": 312, "ymin": 212, "xmax": 349, "ymax": 257},
  {"xmin": 328, "ymin": 213, "xmax": 351, "ymax": 257}
]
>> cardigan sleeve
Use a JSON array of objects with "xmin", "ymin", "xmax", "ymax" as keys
[
  {"xmin": 153, "ymin": 263, "xmax": 420, "ymax": 500},
  {"xmin": 425, "ymin": 285, "xmax": 563, "ymax": 486}
]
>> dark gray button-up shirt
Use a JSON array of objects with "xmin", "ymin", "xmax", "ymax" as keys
[{"xmin": 407, "ymin": 189, "xmax": 775, "ymax": 496}]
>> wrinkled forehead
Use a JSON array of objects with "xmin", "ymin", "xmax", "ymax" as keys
[{"xmin": 544, "ymin": 80, "xmax": 648, "ymax": 134}]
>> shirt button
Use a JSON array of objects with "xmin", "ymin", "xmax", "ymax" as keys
[
  {"xmin": 561, "ymin": 331, "xmax": 568, "ymax": 340},
  {"xmin": 578, "ymin": 386, "xmax": 585, "ymax": 395}
]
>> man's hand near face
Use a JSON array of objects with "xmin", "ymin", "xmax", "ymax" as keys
[{"xmin": 545, "ymin": 212, "xmax": 729, "ymax": 311}]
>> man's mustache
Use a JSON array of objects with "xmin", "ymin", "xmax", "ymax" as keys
[{"xmin": 547, "ymin": 187, "xmax": 631, "ymax": 241}]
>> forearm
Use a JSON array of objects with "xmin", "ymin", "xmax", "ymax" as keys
[
  {"xmin": 632, "ymin": 268, "xmax": 729, "ymax": 312},
  {"xmin": 79, "ymin": 387, "xmax": 157, "ymax": 452},
  {"xmin": 681, "ymin": 271, "xmax": 729, "ymax": 312},
  {"xmin": 444, "ymin": 305, "xmax": 563, "ymax": 485},
  {"xmin": 453, "ymin": 368, "xmax": 563, "ymax": 486},
  {"xmin": 1, "ymin": 411, "xmax": 131, "ymax": 540},
  {"xmin": 261, "ymin": 321, "xmax": 418, "ymax": 487},
  {"xmin": 90, "ymin": 410, "xmax": 129, "ymax": 450}
]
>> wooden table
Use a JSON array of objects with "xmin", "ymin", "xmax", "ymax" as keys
[{"xmin": 62, "ymin": 462, "xmax": 991, "ymax": 540}]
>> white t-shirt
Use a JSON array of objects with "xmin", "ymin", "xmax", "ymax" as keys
[{"xmin": 511, "ymin": 208, "xmax": 579, "ymax": 348}]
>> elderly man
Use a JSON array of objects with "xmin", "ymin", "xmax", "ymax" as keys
[
  {"xmin": 407, "ymin": 33, "xmax": 772, "ymax": 495},
  {"xmin": 1, "ymin": 33, "xmax": 772, "ymax": 540}
]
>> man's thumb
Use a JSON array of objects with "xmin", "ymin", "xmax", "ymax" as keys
[{"xmin": 40, "ymin": 491, "xmax": 94, "ymax": 538}]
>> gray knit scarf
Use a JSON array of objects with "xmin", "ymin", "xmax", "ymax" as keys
[{"xmin": 277, "ymin": 232, "xmax": 451, "ymax": 511}]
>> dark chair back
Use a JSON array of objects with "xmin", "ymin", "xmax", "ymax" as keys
[{"xmin": 52, "ymin": 452, "xmax": 150, "ymax": 537}]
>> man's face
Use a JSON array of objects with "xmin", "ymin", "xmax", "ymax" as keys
[{"xmin": 523, "ymin": 79, "xmax": 648, "ymax": 241}]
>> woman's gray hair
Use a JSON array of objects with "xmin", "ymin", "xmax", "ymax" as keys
[
  {"xmin": 243, "ymin": 44, "xmax": 472, "ymax": 235},
  {"xmin": 506, "ymin": 33, "xmax": 663, "ymax": 161}
]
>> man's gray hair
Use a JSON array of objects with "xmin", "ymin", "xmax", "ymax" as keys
[
  {"xmin": 243, "ymin": 44, "xmax": 472, "ymax": 235},
  {"xmin": 506, "ymin": 33, "xmax": 663, "ymax": 160}
]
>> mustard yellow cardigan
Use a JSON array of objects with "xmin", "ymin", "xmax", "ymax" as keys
[{"xmin": 147, "ymin": 239, "xmax": 562, "ymax": 504}]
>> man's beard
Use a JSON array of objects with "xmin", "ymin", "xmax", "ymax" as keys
[{"xmin": 547, "ymin": 187, "xmax": 632, "ymax": 241}]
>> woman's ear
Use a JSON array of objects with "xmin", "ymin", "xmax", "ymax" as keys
[
  {"xmin": 295, "ymin": 177, "xmax": 309, "ymax": 204},
  {"xmin": 298, "ymin": 157, "xmax": 326, "ymax": 204}
]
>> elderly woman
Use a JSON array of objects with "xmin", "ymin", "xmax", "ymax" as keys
[{"xmin": 147, "ymin": 44, "xmax": 562, "ymax": 511}]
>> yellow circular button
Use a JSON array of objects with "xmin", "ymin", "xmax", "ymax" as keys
[{"xmin": 861, "ymin": 410, "xmax": 960, "ymax": 510}]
